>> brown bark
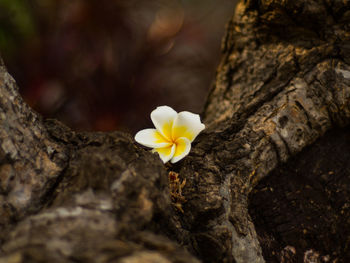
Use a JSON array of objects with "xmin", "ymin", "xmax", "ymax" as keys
[{"xmin": 1, "ymin": 1, "xmax": 350, "ymax": 263}]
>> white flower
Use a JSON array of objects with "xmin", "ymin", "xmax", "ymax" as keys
[{"xmin": 135, "ymin": 106, "xmax": 205, "ymax": 163}]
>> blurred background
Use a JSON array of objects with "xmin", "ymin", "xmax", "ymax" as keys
[{"xmin": 0, "ymin": 0, "xmax": 237, "ymax": 133}]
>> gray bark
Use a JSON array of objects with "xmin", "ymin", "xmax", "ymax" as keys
[{"xmin": 1, "ymin": 1, "xmax": 350, "ymax": 262}]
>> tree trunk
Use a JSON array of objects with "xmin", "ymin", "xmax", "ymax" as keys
[{"xmin": 1, "ymin": 1, "xmax": 350, "ymax": 263}]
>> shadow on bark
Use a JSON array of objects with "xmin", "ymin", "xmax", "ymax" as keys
[
  {"xmin": 1, "ymin": 0, "xmax": 350, "ymax": 262},
  {"xmin": 249, "ymin": 126, "xmax": 350, "ymax": 262}
]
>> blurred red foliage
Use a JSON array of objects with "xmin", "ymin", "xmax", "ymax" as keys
[{"xmin": 1, "ymin": 0, "xmax": 236, "ymax": 132}]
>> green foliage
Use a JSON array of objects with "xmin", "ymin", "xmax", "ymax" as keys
[{"xmin": 0, "ymin": 0, "xmax": 36, "ymax": 57}]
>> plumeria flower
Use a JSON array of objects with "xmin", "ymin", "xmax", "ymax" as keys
[{"xmin": 135, "ymin": 106, "xmax": 205, "ymax": 163}]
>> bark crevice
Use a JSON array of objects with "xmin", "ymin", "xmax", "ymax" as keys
[{"xmin": 1, "ymin": 1, "xmax": 350, "ymax": 262}]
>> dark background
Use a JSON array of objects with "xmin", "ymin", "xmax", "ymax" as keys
[{"xmin": 0, "ymin": 0, "xmax": 237, "ymax": 133}]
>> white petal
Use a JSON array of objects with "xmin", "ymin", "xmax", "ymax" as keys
[
  {"xmin": 151, "ymin": 106, "xmax": 177, "ymax": 141},
  {"xmin": 170, "ymin": 137, "xmax": 191, "ymax": 163},
  {"xmin": 172, "ymin": 111, "xmax": 205, "ymax": 142},
  {"xmin": 153, "ymin": 144, "xmax": 176, "ymax": 163},
  {"xmin": 135, "ymin": 129, "xmax": 171, "ymax": 148}
]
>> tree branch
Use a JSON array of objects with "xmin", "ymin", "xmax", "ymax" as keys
[{"xmin": 1, "ymin": 1, "xmax": 350, "ymax": 262}]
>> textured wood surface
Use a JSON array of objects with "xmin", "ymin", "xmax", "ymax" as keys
[{"xmin": 1, "ymin": 1, "xmax": 350, "ymax": 262}]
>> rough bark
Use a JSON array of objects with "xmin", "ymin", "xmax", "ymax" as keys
[
  {"xmin": 1, "ymin": 1, "xmax": 350, "ymax": 263},
  {"xmin": 249, "ymin": 126, "xmax": 350, "ymax": 262},
  {"xmin": 0, "ymin": 58, "xmax": 68, "ymax": 230},
  {"xmin": 0, "ymin": 61, "xmax": 199, "ymax": 262}
]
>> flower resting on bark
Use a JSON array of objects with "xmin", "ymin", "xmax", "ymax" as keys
[{"xmin": 135, "ymin": 106, "xmax": 205, "ymax": 163}]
